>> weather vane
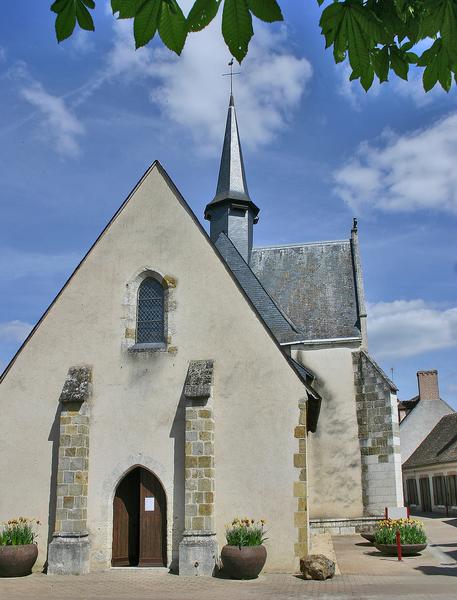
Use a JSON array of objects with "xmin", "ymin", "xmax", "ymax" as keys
[{"xmin": 222, "ymin": 58, "xmax": 241, "ymax": 95}]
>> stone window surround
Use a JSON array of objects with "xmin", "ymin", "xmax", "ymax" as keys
[
  {"xmin": 95, "ymin": 455, "xmax": 174, "ymax": 571},
  {"xmin": 122, "ymin": 267, "xmax": 177, "ymax": 355}
]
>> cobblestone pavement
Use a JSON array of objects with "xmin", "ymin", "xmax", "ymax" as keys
[
  {"xmin": 414, "ymin": 513, "xmax": 457, "ymax": 565},
  {"xmin": 1, "ymin": 570, "xmax": 457, "ymax": 600}
]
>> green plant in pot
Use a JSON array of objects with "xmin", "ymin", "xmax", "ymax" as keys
[
  {"xmin": 0, "ymin": 518, "xmax": 40, "ymax": 577},
  {"xmin": 374, "ymin": 518, "xmax": 427, "ymax": 556},
  {"xmin": 221, "ymin": 518, "xmax": 267, "ymax": 579}
]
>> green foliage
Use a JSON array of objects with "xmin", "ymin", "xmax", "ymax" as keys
[
  {"xmin": 222, "ymin": 0, "xmax": 253, "ymax": 63},
  {"xmin": 158, "ymin": 1, "xmax": 188, "ymax": 55},
  {"xmin": 51, "ymin": 0, "xmax": 95, "ymax": 42},
  {"xmin": 49, "ymin": 0, "xmax": 457, "ymax": 92},
  {"xmin": 374, "ymin": 518, "xmax": 427, "ymax": 545},
  {"xmin": 187, "ymin": 0, "xmax": 222, "ymax": 32},
  {"xmin": 0, "ymin": 518, "xmax": 39, "ymax": 546},
  {"xmin": 51, "ymin": 0, "xmax": 282, "ymax": 63},
  {"xmin": 225, "ymin": 518, "xmax": 267, "ymax": 547},
  {"xmin": 319, "ymin": 0, "xmax": 457, "ymax": 92}
]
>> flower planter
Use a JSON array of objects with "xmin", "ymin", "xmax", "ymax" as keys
[
  {"xmin": 221, "ymin": 545, "xmax": 267, "ymax": 579},
  {"xmin": 375, "ymin": 543, "xmax": 427, "ymax": 556},
  {"xmin": 0, "ymin": 544, "xmax": 38, "ymax": 577},
  {"xmin": 360, "ymin": 533, "xmax": 375, "ymax": 543}
]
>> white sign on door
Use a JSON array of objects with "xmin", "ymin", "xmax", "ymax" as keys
[{"xmin": 145, "ymin": 497, "xmax": 155, "ymax": 511}]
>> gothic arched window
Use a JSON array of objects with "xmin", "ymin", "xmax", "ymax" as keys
[{"xmin": 136, "ymin": 277, "xmax": 165, "ymax": 344}]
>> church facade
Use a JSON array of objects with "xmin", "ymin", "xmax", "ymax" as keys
[{"xmin": 0, "ymin": 94, "xmax": 402, "ymax": 576}]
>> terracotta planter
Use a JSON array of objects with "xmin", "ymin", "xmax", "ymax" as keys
[
  {"xmin": 0, "ymin": 544, "xmax": 38, "ymax": 577},
  {"xmin": 221, "ymin": 545, "xmax": 267, "ymax": 579},
  {"xmin": 375, "ymin": 543, "xmax": 427, "ymax": 556}
]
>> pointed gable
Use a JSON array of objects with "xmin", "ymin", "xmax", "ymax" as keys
[{"xmin": 0, "ymin": 162, "xmax": 309, "ymax": 396}]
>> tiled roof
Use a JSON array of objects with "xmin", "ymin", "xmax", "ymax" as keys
[
  {"xmin": 250, "ymin": 241, "xmax": 361, "ymax": 341},
  {"xmin": 403, "ymin": 413, "xmax": 457, "ymax": 469},
  {"xmin": 398, "ymin": 397, "xmax": 419, "ymax": 411}
]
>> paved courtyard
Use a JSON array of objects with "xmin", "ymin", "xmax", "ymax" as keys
[{"xmin": 1, "ymin": 515, "xmax": 456, "ymax": 599}]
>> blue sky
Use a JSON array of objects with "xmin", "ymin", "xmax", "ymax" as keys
[{"xmin": 0, "ymin": 1, "xmax": 456, "ymax": 407}]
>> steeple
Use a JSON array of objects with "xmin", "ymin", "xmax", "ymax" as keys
[{"xmin": 204, "ymin": 94, "xmax": 259, "ymax": 263}]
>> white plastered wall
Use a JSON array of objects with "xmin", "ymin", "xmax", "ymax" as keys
[
  {"xmin": 0, "ymin": 164, "xmax": 307, "ymax": 572},
  {"xmin": 293, "ymin": 347, "xmax": 364, "ymax": 519}
]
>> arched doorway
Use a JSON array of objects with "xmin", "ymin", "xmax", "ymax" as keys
[{"xmin": 112, "ymin": 466, "xmax": 167, "ymax": 567}]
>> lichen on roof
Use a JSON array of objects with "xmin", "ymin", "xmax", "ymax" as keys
[{"xmin": 250, "ymin": 241, "xmax": 361, "ymax": 341}]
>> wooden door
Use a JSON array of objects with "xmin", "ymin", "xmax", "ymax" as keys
[
  {"xmin": 112, "ymin": 467, "xmax": 166, "ymax": 567},
  {"xmin": 419, "ymin": 477, "xmax": 432, "ymax": 512},
  {"xmin": 112, "ymin": 469, "xmax": 140, "ymax": 566},
  {"xmin": 138, "ymin": 469, "xmax": 167, "ymax": 566}
]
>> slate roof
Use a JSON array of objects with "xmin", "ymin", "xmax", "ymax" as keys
[
  {"xmin": 214, "ymin": 233, "xmax": 303, "ymax": 344},
  {"xmin": 250, "ymin": 241, "xmax": 361, "ymax": 341},
  {"xmin": 403, "ymin": 413, "xmax": 457, "ymax": 469}
]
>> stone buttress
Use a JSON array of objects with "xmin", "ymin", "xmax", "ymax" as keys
[
  {"xmin": 353, "ymin": 351, "xmax": 403, "ymax": 514},
  {"xmin": 47, "ymin": 365, "xmax": 92, "ymax": 575},
  {"xmin": 179, "ymin": 360, "xmax": 217, "ymax": 576}
]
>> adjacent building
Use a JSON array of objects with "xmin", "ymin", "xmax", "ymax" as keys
[
  {"xmin": 399, "ymin": 370, "xmax": 454, "ymax": 463},
  {"xmin": 403, "ymin": 413, "xmax": 457, "ymax": 515}
]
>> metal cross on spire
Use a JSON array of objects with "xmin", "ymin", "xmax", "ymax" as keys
[{"xmin": 222, "ymin": 58, "xmax": 241, "ymax": 95}]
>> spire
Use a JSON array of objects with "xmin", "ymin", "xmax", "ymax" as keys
[
  {"xmin": 204, "ymin": 93, "xmax": 259, "ymax": 263},
  {"xmin": 204, "ymin": 93, "xmax": 259, "ymax": 218}
]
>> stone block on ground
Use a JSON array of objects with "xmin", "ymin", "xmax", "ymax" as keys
[
  {"xmin": 47, "ymin": 535, "xmax": 90, "ymax": 575},
  {"xmin": 178, "ymin": 533, "xmax": 218, "ymax": 576},
  {"xmin": 309, "ymin": 533, "xmax": 340, "ymax": 575},
  {"xmin": 300, "ymin": 554, "xmax": 335, "ymax": 580}
]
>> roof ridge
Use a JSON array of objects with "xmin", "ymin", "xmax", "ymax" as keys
[{"xmin": 253, "ymin": 240, "xmax": 350, "ymax": 250}]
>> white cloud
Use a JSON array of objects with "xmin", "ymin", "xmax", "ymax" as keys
[
  {"xmin": 0, "ymin": 321, "xmax": 32, "ymax": 344},
  {"xmin": 393, "ymin": 71, "xmax": 445, "ymax": 108},
  {"xmin": 337, "ymin": 62, "xmax": 380, "ymax": 110},
  {"xmin": 71, "ymin": 30, "xmax": 96, "ymax": 54},
  {"xmin": 334, "ymin": 112, "xmax": 457, "ymax": 215},
  {"xmin": 105, "ymin": 21, "xmax": 155, "ymax": 80},
  {"xmin": 103, "ymin": 16, "xmax": 312, "ymax": 153},
  {"xmin": 5, "ymin": 60, "xmax": 85, "ymax": 158},
  {"xmin": 5, "ymin": 7, "xmax": 310, "ymax": 157},
  {"xmin": 368, "ymin": 299, "xmax": 457, "ymax": 359},
  {"xmin": 20, "ymin": 81, "xmax": 85, "ymax": 158}
]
